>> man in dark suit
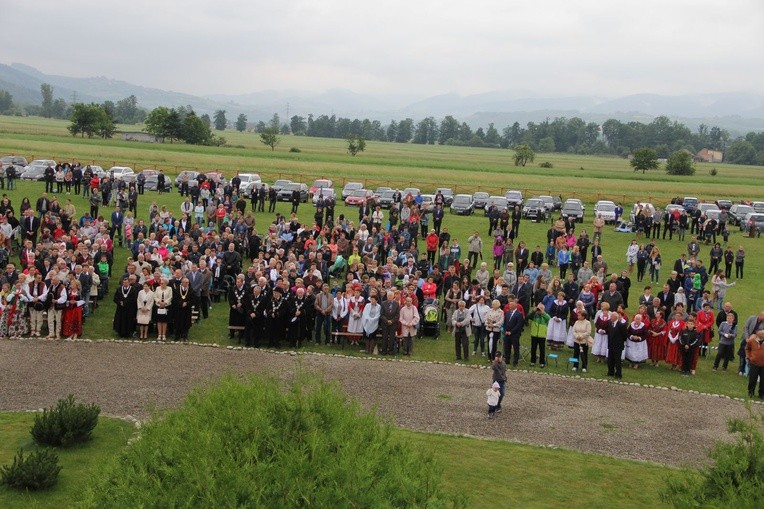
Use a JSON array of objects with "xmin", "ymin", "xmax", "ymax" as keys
[
  {"xmin": 358, "ymin": 201, "xmax": 371, "ymax": 223},
  {"xmin": 379, "ymin": 290, "xmax": 400, "ymax": 355},
  {"xmin": 658, "ymin": 283, "xmax": 675, "ymax": 314},
  {"xmin": 23, "ymin": 210, "xmax": 40, "ymax": 246},
  {"xmin": 503, "ymin": 299, "xmax": 524, "ymax": 366},
  {"xmin": 607, "ymin": 311, "xmax": 628, "ymax": 379}
]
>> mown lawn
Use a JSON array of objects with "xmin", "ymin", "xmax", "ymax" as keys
[{"xmin": 0, "ymin": 413, "xmax": 134, "ymax": 509}]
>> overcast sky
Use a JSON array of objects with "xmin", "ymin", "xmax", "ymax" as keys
[{"xmin": 5, "ymin": 0, "xmax": 763, "ymax": 99}]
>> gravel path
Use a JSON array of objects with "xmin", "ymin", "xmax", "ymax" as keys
[{"xmin": 0, "ymin": 340, "xmax": 749, "ymax": 466}]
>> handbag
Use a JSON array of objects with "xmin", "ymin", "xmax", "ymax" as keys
[{"xmin": 157, "ymin": 308, "xmax": 168, "ymax": 315}]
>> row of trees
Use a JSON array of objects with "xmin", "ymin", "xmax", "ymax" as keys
[
  {"xmin": 4, "ymin": 83, "xmax": 763, "ymax": 163},
  {"xmin": 143, "ymin": 106, "xmax": 225, "ymax": 145}
]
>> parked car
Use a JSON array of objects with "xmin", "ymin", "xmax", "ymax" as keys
[
  {"xmin": 144, "ymin": 174, "xmax": 172, "ymax": 192},
  {"xmin": 373, "ymin": 186, "xmax": 392, "ymax": 198},
  {"xmin": 472, "ymin": 192, "xmax": 490, "ymax": 209},
  {"xmin": 450, "ymin": 194, "xmax": 474, "ymax": 215},
  {"xmin": 740, "ymin": 213, "xmax": 764, "ymax": 234},
  {"xmin": 566, "ymin": 198, "xmax": 585, "ymax": 210},
  {"xmin": 312, "ymin": 187, "xmax": 336, "ymax": 205},
  {"xmin": 342, "ymin": 182, "xmax": 364, "ymax": 200},
  {"xmin": 561, "ymin": 201, "xmax": 585, "ymax": 223},
  {"xmin": 752, "ymin": 201, "xmax": 764, "ymax": 214},
  {"xmin": 682, "ymin": 196, "xmax": 699, "ymax": 212},
  {"xmin": 235, "ymin": 173, "xmax": 261, "ymax": 196},
  {"xmin": 435, "ymin": 187, "xmax": 454, "ymax": 206},
  {"xmin": 344, "ymin": 188, "xmax": 374, "ymax": 206},
  {"xmin": 630, "ymin": 202, "xmax": 655, "ymax": 224},
  {"xmin": 697, "ymin": 203, "xmax": 720, "ymax": 216},
  {"xmin": 715, "ymin": 199, "xmax": 733, "ymax": 211},
  {"xmin": 729, "ymin": 204, "xmax": 755, "ymax": 226},
  {"xmin": 87, "ymin": 165, "xmax": 106, "ymax": 178},
  {"xmin": 483, "ymin": 196, "xmax": 508, "ymax": 216},
  {"xmin": 309, "ymin": 178, "xmax": 333, "ymax": 197},
  {"xmin": 401, "ymin": 187, "xmax": 421, "ymax": 200},
  {"xmin": 20, "ymin": 159, "xmax": 57, "ymax": 180},
  {"xmin": 538, "ymin": 195, "xmax": 562, "ymax": 212},
  {"xmin": 504, "ymin": 190, "xmax": 524, "ymax": 207},
  {"xmin": 593, "ymin": 200, "xmax": 617, "ymax": 223},
  {"xmin": 522, "ymin": 198, "xmax": 548, "ymax": 221},
  {"xmin": 174, "ymin": 170, "xmax": 199, "ymax": 189},
  {"xmin": 277, "ymin": 182, "xmax": 308, "ymax": 202},
  {"xmin": 378, "ymin": 189, "xmax": 397, "ymax": 209},
  {"xmin": 271, "ymin": 179, "xmax": 292, "ymax": 194},
  {"xmin": 108, "ymin": 166, "xmax": 135, "ymax": 180},
  {"xmin": 1, "ymin": 156, "xmax": 28, "ymax": 167},
  {"xmin": 665, "ymin": 204, "xmax": 686, "ymax": 216}
]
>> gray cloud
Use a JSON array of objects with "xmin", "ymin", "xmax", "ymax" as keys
[{"xmin": 4, "ymin": 0, "xmax": 763, "ymax": 98}]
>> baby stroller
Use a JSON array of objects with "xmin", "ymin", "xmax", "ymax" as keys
[{"xmin": 418, "ymin": 298, "xmax": 440, "ymax": 339}]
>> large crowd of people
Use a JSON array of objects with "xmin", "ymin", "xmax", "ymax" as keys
[{"xmin": 1, "ymin": 158, "xmax": 763, "ymax": 399}]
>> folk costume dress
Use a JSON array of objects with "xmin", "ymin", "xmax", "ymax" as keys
[
  {"xmin": 566, "ymin": 306, "xmax": 586, "ymax": 348},
  {"xmin": 546, "ymin": 298, "xmax": 569, "ymax": 348},
  {"xmin": 347, "ymin": 294, "xmax": 365, "ymax": 341},
  {"xmin": 665, "ymin": 318, "xmax": 685, "ymax": 367},
  {"xmin": 625, "ymin": 320, "xmax": 649, "ymax": 363},
  {"xmin": 61, "ymin": 290, "xmax": 85, "ymax": 337},
  {"xmin": 1, "ymin": 286, "xmax": 29, "ymax": 338},
  {"xmin": 592, "ymin": 310, "xmax": 611, "ymax": 357},
  {"xmin": 647, "ymin": 316, "xmax": 668, "ymax": 363}
]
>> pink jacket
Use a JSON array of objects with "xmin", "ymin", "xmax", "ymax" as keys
[{"xmin": 400, "ymin": 304, "xmax": 420, "ymax": 337}]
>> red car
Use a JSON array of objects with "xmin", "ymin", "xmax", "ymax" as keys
[
  {"xmin": 344, "ymin": 189, "xmax": 374, "ymax": 206},
  {"xmin": 309, "ymin": 178, "xmax": 333, "ymax": 197}
]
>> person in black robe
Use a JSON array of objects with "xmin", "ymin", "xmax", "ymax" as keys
[
  {"xmin": 266, "ymin": 287, "xmax": 288, "ymax": 348},
  {"xmin": 113, "ymin": 278, "xmax": 138, "ymax": 338},
  {"xmin": 289, "ymin": 288, "xmax": 309, "ymax": 348},
  {"xmin": 228, "ymin": 275, "xmax": 248, "ymax": 342},
  {"xmin": 174, "ymin": 278, "xmax": 193, "ymax": 341},
  {"xmin": 245, "ymin": 285, "xmax": 267, "ymax": 347}
]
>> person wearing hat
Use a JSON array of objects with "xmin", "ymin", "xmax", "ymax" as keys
[{"xmin": 486, "ymin": 381, "xmax": 501, "ymax": 419}]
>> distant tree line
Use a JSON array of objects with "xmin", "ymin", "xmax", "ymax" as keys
[{"xmin": 2, "ymin": 83, "xmax": 763, "ymax": 163}]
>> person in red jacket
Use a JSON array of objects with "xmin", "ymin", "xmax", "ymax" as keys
[
  {"xmin": 422, "ymin": 276, "xmax": 437, "ymax": 301},
  {"xmin": 426, "ymin": 229, "xmax": 439, "ymax": 266},
  {"xmin": 696, "ymin": 301, "xmax": 715, "ymax": 357}
]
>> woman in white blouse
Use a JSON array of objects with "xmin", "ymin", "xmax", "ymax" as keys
[
  {"xmin": 153, "ymin": 278, "xmax": 173, "ymax": 340},
  {"xmin": 136, "ymin": 282, "xmax": 156, "ymax": 340}
]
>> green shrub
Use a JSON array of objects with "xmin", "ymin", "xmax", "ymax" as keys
[
  {"xmin": 289, "ymin": 146, "xmax": 301, "ymax": 153},
  {"xmin": 79, "ymin": 374, "xmax": 452, "ymax": 508},
  {"xmin": 663, "ymin": 405, "xmax": 764, "ymax": 508},
  {"xmin": 0, "ymin": 448, "xmax": 61, "ymax": 491},
  {"xmin": 710, "ymin": 167, "xmax": 718, "ymax": 176},
  {"xmin": 31, "ymin": 395, "xmax": 100, "ymax": 447},
  {"xmin": 539, "ymin": 161, "xmax": 553, "ymax": 168}
]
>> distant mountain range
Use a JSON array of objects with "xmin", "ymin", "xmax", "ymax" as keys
[{"xmin": 2, "ymin": 62, "xmax": 763, "ymax": 134}]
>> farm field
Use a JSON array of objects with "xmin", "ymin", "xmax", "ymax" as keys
[{"xmin": 1, "ymin": 116, "xmax": 763, "ymax": 203}]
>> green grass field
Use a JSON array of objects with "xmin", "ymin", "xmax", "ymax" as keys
[
  {"xmin": 0, "ymin": 115, "xmax": 762, "ymax": 402},
  {"xmin": 0, "ymin": 411, "xmax": 677, "ymax": 509},
  {"xmin": 0, "ymin": 413, "xmax": 134, "ymax": 509}
]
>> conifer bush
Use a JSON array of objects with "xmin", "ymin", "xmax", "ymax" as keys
[
  {"xmin": 79, "ymin": 374, "xmax": 453, "ymax": 508},
  {"xmin": 31, "ymin": 395, "xmax": 101, "ymax": 447},
  {"xmin": 0, "ymin": 448, "xmax": 61, "ymax": 491}
]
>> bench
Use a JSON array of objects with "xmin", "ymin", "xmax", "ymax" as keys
[{"xmin": 330, "ymin": 331, "xmax": 408, "ymax": 351}]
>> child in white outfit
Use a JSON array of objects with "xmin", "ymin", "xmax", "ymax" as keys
[{"xmin": 486, "ymin": 381, "xmax": 500, "ymax": 418}]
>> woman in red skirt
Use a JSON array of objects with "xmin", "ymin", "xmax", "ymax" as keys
[
  {"xmin": 62, "ymin": 279, "xmax": 85, "ymax": 340},
  {"xmin": 666, "ymin": 311, "xmax": 685, "ymax": 370},
  {"xmin": 647, "ymin": 310, "xmax": 668, "ymax": 366}
]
